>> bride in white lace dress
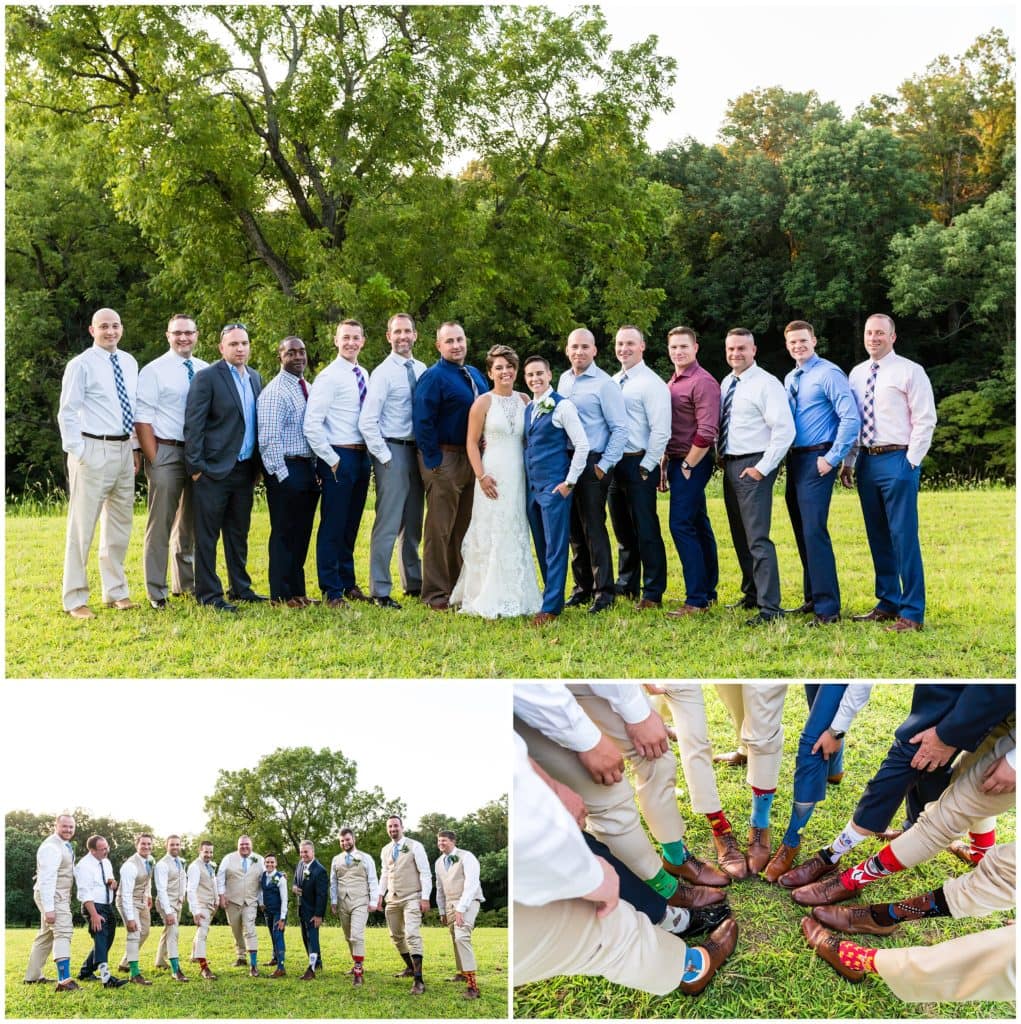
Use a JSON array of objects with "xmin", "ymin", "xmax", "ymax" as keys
[{"xmin": 450, "ymin": 345, "xmax": 542, "ymax": 618}]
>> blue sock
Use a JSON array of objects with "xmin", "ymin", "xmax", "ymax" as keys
[
  {"xmin": 661, "ymin": 840, "xmax": 689, "ymax": 866},
  {"xmin": 782, "ymin": 800, "xmax": 816, "ymax": 847},
  {"xmin": 750, "ymin": 790, "xmax": 775, "ymax": 828},
  {"xmin": 249, "ymin": 951, "xmax": 258, "ymax": 968},
  {"xmin": 56, "ymin": 958, "xmax": 71, "ymax": 982},
  {"xmin": 170, "ymin": 957, "xmax": 180, "ymax": 973},
  {"xmin": 681, "ymin": 946, "xmax": 705, "ymax": 983}
]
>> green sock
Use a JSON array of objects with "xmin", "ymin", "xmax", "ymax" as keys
[
  {"xmin": 170, "ymin": 957, "xmax": 180, "ymax": 973},
  {"xmin": 646, "ymin": 867, "xmax": 679, "ymax": 898},
  {"xmin": 661, "ymin": 840, "xmax": 690, "ymax": 866},
  {"xmin": 129, "ymin": 961, "xmax": 140, "ymax": 978}
]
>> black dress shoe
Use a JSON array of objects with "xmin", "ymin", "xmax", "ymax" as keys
[
  {"xmin": 588, "ymin": 595, "xmax": 615, "ymax": 614},
  {"xmin": 614, "ymin": 586, "xmax": 639, "ymax": 600},
  {"xmin": 783, "ymin": 601, "xmax": 815, "ymax": 615},
  {"xmin": 104, "ymin": 976, "xmax": 128, "ymax": 988},
  {"xmin": 851, "ymin": 606, "xmax": 898, "ymax": 622},
  {"xmin": 211, "ymin": 599, "xmax": 239, "ymax": 613},
  {"xmin": 565, "ymin": 592, "xmax": 592, "ymax": 608},
  {"xmin": 674, "ymin": 901, "xmax": 732, "ymax": 940},
  {"xmin": 229, "ymin": 591, "xmax": 268, "ymax": 602},
  {"xmin": 149, "ymin": 598, "xmax": 167, "ymax": 610},
  {"xmin": 745, "ymin": 612, "xmax": 783, "ymax": 626},
  {"xmin": 372, "ymin": 595, "xmax": 402, "ymax": 609},
  {"xmin": 404, "ymin": 589, "xmax": 421, "ymax": 598},
  {"xmin": 78, "ymin": 973, "xmax": 100, "ymax": 982},
  {"xmin": 725, "ymin": 597, "xmax": 757, "ymax": 610},
  {"xmin": 807, "ymin": 613, "xmax": 841, "ymax": 627}
]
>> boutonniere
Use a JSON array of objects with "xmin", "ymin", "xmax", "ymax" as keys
[
  {"xmin": 449, "ymin": 854, "xmax": 459, "ymax": 864},
  {"xmin": 352, "ymin": 855, "xmax": 362, "ymax": 864},
  {"xmin": 535, "ymin": 395, "xmax": 555, "ymax": 418},
  {"xmin": 400, "ymin": 843, "xmax": 409, "ymax": 854}
]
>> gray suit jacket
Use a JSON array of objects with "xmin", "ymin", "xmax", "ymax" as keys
[{"xmin": 185, "ymin": 360, "xmax": 263, "ymax": 480}]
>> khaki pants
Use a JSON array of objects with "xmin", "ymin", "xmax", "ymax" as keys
[
  {"xmin": 943, "ymin": 842, "xmax": 1015, "ymax": 918},
  {"xmin": 339, "ymin": 902, "xmax": 369, "ymax": 958},
  {"xmin": 154, "ymin": 904, "xmax": 183, "ymax": 966},
  {"xmin": 117, "ymin": 903, "xmax": 151, "ymax": 966},
  {"xmin": 446, "ymin": 899, "xmax": 480, "ymax": 972},
  {"xmin": 661, "ymin": 684, "xmax": 722, "ymax": 813},
  {"xmin": 189, "ymin": 903, "xmax": 217, "ymax": 959},
  {"xmin": 385, "ymin": 898, "xmax": 423, "ymax": 956},
  {"xmin": 514, "ymin": 898, "xmax": 684, "ymax": 995},
  {"xmin": 713, "ymin": 684, "xmax": 787, "ymax": 789},
  {"xmin": 62, "ymin": 437, "xmax": 135, "ymax": 609},
  {"xmin": 143, "ymin": 443, "xmax": 195, "ymax": 600},
  {"xmin": 226, "ymin": 901, "xmax": 258, "ymax": 955},
  {"xmin": 24, "ymin": 892, "xmax": 74, "ymax": 980},
  {"xmin": 875, "ymin": 925, "xmax": 1015, "ymax": 1002}
]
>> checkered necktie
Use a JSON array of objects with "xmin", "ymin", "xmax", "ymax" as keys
[
  {"xmin": 405, "ymin": 360, "xmax": 418, "ymax": 398},
  {"xmin": 787, "ymin": 368, "xmax": 803, "ymax": 414},
  {"xmin": 353, "ymin": 365, "xmax": 367, "ymax": 406},
  {"xmin": 110, "ymin": 352, "xmax": 133, "ymax": 433},
  {"xmin": 718, "ymin": 376, "xmax": 738, "ymax": 456},
  {"xmin": 860, "ymin": 362, "xmax": 880, "ymax": 446},
  {"xmin": 184, "ymin": 359, "xmax": 195, "ymax": 383}
]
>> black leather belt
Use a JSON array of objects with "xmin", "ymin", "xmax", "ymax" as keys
[
  {"xmin": 789, "ymin": 442, "xmax": 832, "ymax": 454},
  {"xmin": 385, "ymin": 437, "xmax": 417, "ymax": 447},
  {"xmin": 155, "ymin": 437, "xmax": 185, "ymax": 448},
  {"xmin": 720, "ymin": 452, "xmax": 763, "ymax": 463},
  {"xmin": 621, "ymin": 450, "xmax": 646, "ymax": 459},
  {"xmin": 285, "ymin": 454, "xmax": 313, "ymax": 461},
  {"xmin": 861, "ymin": 444, "xmax": 908, "ymax": 455},
  {"xmin": 82, "ymin": 432, "xmax": 129, "ymax": 441}
]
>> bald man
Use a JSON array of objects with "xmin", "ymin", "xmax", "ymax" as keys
[{"xmin": 57, "ymin": 308, "xmax": 142, "ymax": 618}]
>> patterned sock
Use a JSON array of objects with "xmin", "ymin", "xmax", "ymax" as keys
[
  {"xmin": 309, "ymin": 952, "xmax": 319, "ymax": 969},
  {"xmin": 660, "ymin": 905, "xmax": 689, "ymax": 933},
  {"xmin": 661, "ymin": 839, "xmax": 690, "ymax": 865},
  {"xmin": 129, "ymin": 961, "xmax": 140, "ymax": 978},
  {"xmin": 411, "ymin": 954, "xmax": 423, "ymax": 981},
  {"xmin": 837, "ymin": 940, "xmax": 878, "ymax": 974},
  {"xmin": 680, "ymin": 946, "xmax": 706, "ymax": 983},
  {"xmin": 464, "ymin": 970, "xmax": 478, "ymax": 991},
  {"xmin": 827, "ymin": 820, "xmax": 870, "ymax": 861},
  {"xmin": 750, "ymin": 787, "xmax": 776, "ymax": 828},
  {"xmin": 646, "ymin": 867, "xmax": 679, "ymax": 899},
  {"xmin": 249, "ymin": 950, "xmax": 258, "ymax": 968},
  {"xmin": 98, "ymin": 963, "xmax": 111, "ymax": 983},
  {"xmin": 56, "ymin": 958, "xmax": 71, "ymax": 982},
  {"xmin": 197, "ymin": 957, "xmax": 208, "ymax": 970},
  {"xmin": 782, "ymin": 801, "xmax": 816, "ymax": 848},
  {"xmin": 968, "ymin": 829, "xmax": 996, "ymax": 860},
  {"xmin": 170, "ymin": 957, "xmax": 180, "ymax": 973},
  {"xmin": 841, "ymin": 843, "xmax": 904, "ymax": 892},
  {"xmin": 877, "ymin": 887, "xmax": 950, "ymax": 923},
  {"xmin": 706, "ymin": 810, "xmax": 733, "ymax": 836},
  {"xmin": 353, "ymin": 955, "xmax": 364, "ymax": 974}
]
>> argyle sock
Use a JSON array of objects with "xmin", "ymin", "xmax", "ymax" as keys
[
  {"xmin": 660, "ymin": 905, "xmax": 690, "ymax": 934},
  {"xmin": 826, "ymin": 820, "xmax": 870, "ymax": 862},
  {"xmin": 353, "ymin": 955, "xmax": 364, "ymax": 974},
  {"xmin": 646, "ymin": 867, "xmax": 679, "ymax": 899},
  {"xmin": 837, "ymin": 940, "xmax": 878, "ymax": 974},
  {"xmin": 782, "ymin": 800, "xmax": 816, "ymax": 848},
  {"xmin": 129, "ymin": 961, "xmax": 140, "ymax": 978},
  {"xmin": 56, "ymin": 958, "xmax": 71, "ymax": 982},
  {"xmin": 706, "ymin": 810, "xmax": 733, "ymax": 836},
  {"xmin": 967, "ymin": 829, "xmax": 996, "ymax": 861},
  {"xmin": 661, "ymin": 839, "xmax": 690, "ymax": 866},
  {"xmin": 750, "ymin": 786, "xmax": 775, "ymax": 828},
  {"xmin": 841, "ymin": 843, "xmax": 904, "ymax": 892},
  {"xmin": 869, "ymin": 887, "xmax": 950, "ymax": 926},
  {"xmin": 170, "ymin": 957, "xmax": 180, "ymax": 974},
  {"xmin": 411, "ymin": 954, "xmax": 423, "ymax": 981},
  {"xmin": 464, "ymin": 970, "xmax": 478, "ymax": 991},
  {"xmin": 98, "ymin": 963, "xmax": 111, "ymax": 983},
  {"xmin": 400, "ymin": 951, "xmax": 414, "ymax": 970},
  {"xmin": 680, "ymin": 946, "xmax": 706, "ymax": 983}
]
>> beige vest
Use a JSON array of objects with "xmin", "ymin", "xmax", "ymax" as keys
[
  {"xmin": 331, "ymin": 852, "xmax": 370, "ymax": 910},
  {"xmin": 382, "ymin": 840, "xmax": 421, "ymax": 902},
  {"xmin": 222, "ymin": 852, "xmax": 262, "ymax": 906},
  {"xmin": 120, "ymin": 852, "xmax": 152, "ymax": 910},
  {"xmin": 160, "ymin": 853, "xmax": 185, "ymax": 908},
  {"xmin": 190, "ymin": 858, "xmax": 218, "ymax": 909},
  {"xmin": 437, "ymin": 855, "xmax": 467, "ymax": 903},
  {"xmin": 34, "ymin": 834, "xmax": 75, "ymax": 902}
]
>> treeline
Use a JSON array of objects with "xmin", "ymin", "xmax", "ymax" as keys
[
  {"xmin": 6, "ymin": 746, "xmax": 507, "ymax": 926},
  {"xmin": 5, "ymin": 7, "xmax": 1015, "ymax": 494}
]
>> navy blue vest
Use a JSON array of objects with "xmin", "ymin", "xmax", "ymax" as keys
[
  {"xmin": 524, "ymin": 392, "xmax": 571, "ymax": 490},
  {"xmin": 261, "ymin": 871, "xmax": 283, "ymax": 915}
]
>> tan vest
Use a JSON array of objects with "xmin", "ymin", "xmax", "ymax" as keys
[
  {"xmin": 382, "ymin": 840, "xmax": 421, "ymax": 902},
  {"xmin": 331, "ymin": 852, "xmax": 370, "ymax": 910},
  {"xmin": 120, "ymin": 852, "xmax": 152, "ymax": 910},
  {"xmin": 437, "ymin": 855, "xmax": 467, "ymax": 903},
  {"xmin": 190, "ymin": 858, "xmax": 218, "ymax": 910},
  {"xmin": 160, "ymin": 853, "xmax": 185, "ymax": 909},
  {"xmin": 34, "ymin": 834, "xmax": 75, "ymax": 903},
  {"xmin": 222, "ymin": 852, "xmax": 262, "ymax": 906}
]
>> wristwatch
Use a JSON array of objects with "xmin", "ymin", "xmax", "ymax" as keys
[
  {"xmin": 826, "ymin": 727, "xmax": 846, "ymax": 740},
  {"xmin": 681, "ymin": 460, "xmax": 692, "ymax": 471}
]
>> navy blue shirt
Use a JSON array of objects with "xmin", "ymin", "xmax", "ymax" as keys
[{"xmin": 412, "ymin": 358, "xmax": 490, "ymax": 469}]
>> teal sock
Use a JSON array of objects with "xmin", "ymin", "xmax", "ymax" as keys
[
  {"xmin": 249, "ymin": 951, "xmax": 257, "ymax": 968},
  {"xmin": 661, "ymin": 840, "xmax": 690, "ymax": 866},
  {"xmin": 782, "ymin": 801, "xmax": 816, "ymax": 847},
  {"xmin": 170, "ymin": 957, "xmax": 180, "ymax": 973},
  {"xmin": 646, "ymin": 868, "xmax": 679, "ymax": 898},
  {"xmin": 750, "ymin": 789, "xmax": 775, "ymax": 828},
  {"xmin": 56, "ymin": 958, "xmax": 71, "ymax": 982},
  {"xmin": 681, "ymin": 946, "xmax": 705, "ymax": 983}
]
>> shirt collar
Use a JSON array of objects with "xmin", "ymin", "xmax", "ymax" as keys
[
  {"xmin": 795, "ymin": 354, "xmax": 821, "ymax": 372},
  {"xmin": 670, "ymin": 360, "xmax": 701, "ymax": 381},
  {"xmin": 531, "ymin": 387, "xmax": 553, "ymax": 404}
]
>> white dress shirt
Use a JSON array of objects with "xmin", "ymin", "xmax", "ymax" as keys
[
  {"xmin": 435, "ymin": 847, "xmax": 485, "ymax": 915},
  {"xmin": 719, "ymin": 362, "xmax": 796, "ymax": 475},
  {"xmin": 569, "ymin": 683, "xmax": 655, "ymax": 725},
  {"xmin": 35, "ymin": 835, "xmax": 69, "ymax": 912},
  {"xmin": 303, "ymin": 355, "xmax": 365, "ymax": 465},
  {"xmin": 529, "ymin": 388, "xmax": 590, "ymax": 484},
  {"xmin": 154, "ymin": 856, "xmax": 186, "ymax": 915},
  {"xmin": 830, "ymin": 684, "xmax": 875, "ymax": 735},
  {"xmin": 187, "ymin": 860, "xmax": 218, "ymax": 913},
  {"xmin": 58, "ymin": 344, "xmax": 140, "ymax": 456},
  {"xmin": 848, "ymin": 350, "xmax": 937, "ymax": 467},
  {"xmin": 257, "ymin": 871, "xmax": 289, "ymax": 920},
  {"xmin": 379, "ymin": 837, "xmax": 432, "ymax": 901},
  {"xmin": 330, "ymin": 849, "xmax": 380, "ymax": 907},
  {"xmin": 359, "ymin": 353, "xmax": 427, "ymax": 463},
  {"xmin": 75, "ymin": 853, "xmax": 115, "ymax": 905},
  {"xmin": 513, "ymin": 683, "xmax": 602, "ymax": 752},
  {"xmin": 135, "ymin": 350, "xmax": 209, "ymax": 440},
  {"xmin": 119, "ymin": 858, "xmax": 151, "ymax": 922},
  {"xmin": 513, "ymin": 732, "xmax": 602, "ymax": 907},
  {"xmin": 611, "ymin": 360, "xmax": 671, "ymax": 471}
]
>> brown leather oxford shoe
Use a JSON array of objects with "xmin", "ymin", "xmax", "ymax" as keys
[
  {"xmin": 746, "ymin": 827, "xmax": 772, "ymax": 874},
  {"xmin": 678, "ymin": 917, "xmax": 738, "ymax": 995},
  {"xmin": 662, "ymin": 854, "xmax": 731, "ymax": 887},
  {"xmin": 851, "ymin": 606, "xmax": 898, "ymax": 622},
  {"xmin": 792, "ymin": 872, "xmax": 856, "ymax": 907},
  {"xmin": 800, "ymin": 917, "xmax": 864, "ymax": 982},
  {"xmin": 811, "ymin": 904, "xmax": 898, "ymax": 936},
  {"xmin": 778, "ymin": 849, "xmax": 838, "ymax": 889},
  {"xmin": 712, "ymin": 750, "xmax": 747, "ymax": 767},
  {"xmin": 763, "ymin": 842, "xmax": 799, "ymax": 883},
  {"xmin": 668, "ymin": 883, "xmax": 728, "ymax": 909},
  {"xmin": 712, "ymin": 830, "xmax": 749, "ymax": 880}
]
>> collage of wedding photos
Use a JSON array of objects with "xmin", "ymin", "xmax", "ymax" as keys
[{"xmin": 4, "ymin": 1, "xmax": 1016, "ymax": 1022}]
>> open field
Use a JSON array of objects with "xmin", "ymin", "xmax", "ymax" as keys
[
  {"xmin": 5, "ymin": 924, "xmax": 506, "ymax": 1018},
  {"xmin": 512, "ymin": 683, "xmax": 1017, "ymax": 1018},
  {"xmin": 5, "ymin": 485, "xmax": 1014, "ymax": 677}
]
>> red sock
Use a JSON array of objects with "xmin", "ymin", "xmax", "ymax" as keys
[
  {"xmin": 969, "ymin": 829, "xmax": 995, "ymax": 860},
  {"xmin": 198, "ymin": 958, "xmax": 208, "ymax": 969},
  {"xmin": 751, "ymin": 785, "xmax": 776, "ymax": 797},
  {"xmin": 841, "ymin": 843, "xmax": 904, "ymax": 891},
  {"xmin": 353, "ymin": 955, "xmax": 364, "ymax": 974},
  {"xmin": 838, "ymin": 940, "xmax": 878, "ymax": 974},
  {"xmin": 706, "ymin": 810, "xmax": 733, "ymax": 836}
]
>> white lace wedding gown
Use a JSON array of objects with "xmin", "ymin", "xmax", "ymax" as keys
[{"xmin": 450, "ymin": 393, "xmax": 542, "ymax": 618}]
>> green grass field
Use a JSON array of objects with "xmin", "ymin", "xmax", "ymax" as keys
[
  {"xmin": 5, "ymin": 484, "xmax": 1014, "ymax": 677},
  {"xmin": 512, "ymin": 684, "xmax": 1017, "ymax": 1019},
  {"xmin": 5, "ymin": 924, "xmax": 506, "ymax": 1018}
]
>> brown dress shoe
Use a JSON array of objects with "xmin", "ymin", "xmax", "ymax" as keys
[
  {"xmin": 129, "ymin": 974, "xmax": 153, "ymax": 986},
  {"xmin": 200, "ymin": 967, "xmax": 217, "ymax": 980},
  {"xmin": 712, "ymin": 831, "xmax": 749, "ymax": 880},
  {"xmin": 635, "ymin": 598, "xmax": 661, "ymax": 609},
  {"xmin": 792, "ymin": 872, "xmax": 856, "ymax": 906},
  {"xmin": 55, "ymin": 979, "xmax": 81, "ymax": 992},
  {"xmin": 800, "ymin": 917, "xmax": 864, "ymax": 982},
  {"xmin": 663, "ymin": 854, "xmax": 731, "ymax": 887},
  {"xmin": 746, "ymin": 826, "xmax": 771, "ymax": 874},
  {"xmin": 234, "ymin": 957, "xmax": 247, "ymax": 967},
  {"xmin": 763, "ymin": 842, "xmax": 799, "ymax": 883},
  {"xmin": 270, "ymin": 968, "xmax": 286, "ymax": 978},
  {"xmin": 531, "ymin": 611, "xmax": 558, "ymax": 626},
  {"xmin": 668, "ymin": 883, "xmax": 727, "ymax": 909},
  {"xmin": 395, "ymin": 967, "xmax": 415, "ymax": 978},
  {"xmin": 678, "ymin": 917, "xmax": 738, "ymax": 995},
  {"xmin": 343, "ymin": 586, "xmax": 371, "ymax": 602},
  {"xmin": 712, "ymin": 750, "xmax": 747, "ymax": 767},
  {"xmin": 851, "ymin": 607, "xmax": 897, "ymax": 622},
  {"xmin": 462, "ymin": 987, "xmax": 481, "ymax": 999},
  {"xmin": 666, "ymin": 603, "xmax": 709, "ymax": 618},
  {"xmin": 104, "ymin": 598, "xmax": 137, "ymax": 610},
  {"xmin": 300, "ymin": 967, "xmax": 316, "ymax": 981},
  {"xmin": 812, "ymin": 904, "xmax": 898, "ymax": 936},
  {"xmin": 249, "ymin": 966, "xmax": 260, "ymax": 978},
  {"xmin": 448, "ymin": 973, "xmax": 469, "ymax": 982},
  {"xmin": 172, "ymin": 970, "xmax": 189, "ymax": 981},
  {"xmin": 779, "ymin": 850, "xmax": 838, "ymax": 889},
  {"xmin": 67, "ymin": 605, "xmax": 96, "ymax": 619},
  {"xmin": 326, "ymin": 597, "xmax": 348, "ymax": 608},
  {"xmin": 886, "ymin": 616, "xmax": 922, "ymax": 632},
  {"xmin": 410, "ymin": 979, "xmax": 426, "ymax": 995},
  {"xmin": 874, "ymin": 828, "xmax": 904, "ymax": 842},
  {"xmin": 947, "ymin": 839, "xmax": 981, "ymax": 866}
]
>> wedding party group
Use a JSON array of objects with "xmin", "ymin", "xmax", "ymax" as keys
[{"xmin": 57, "ymin": 306, "xmax": 934, "ymax": 629}]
